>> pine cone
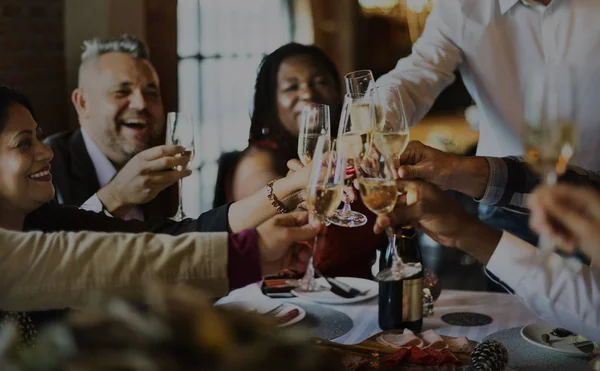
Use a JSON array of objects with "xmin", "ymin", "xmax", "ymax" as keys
[
  {"xmin": 0, "ymin": 311, "xmax": 37, "ymax": 349},
  {"xmin": 470, "ymin": 339, "xmax": 508, "ymax": 371}
]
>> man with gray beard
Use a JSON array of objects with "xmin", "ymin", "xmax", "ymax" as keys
[{"xmin": 46, "ymin": 35, "xmax": 183, "ymax": 222}]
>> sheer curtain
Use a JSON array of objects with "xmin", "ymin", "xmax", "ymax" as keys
[{"xmin": 177, "ymin": 0, "xmax": 293, "ymax": 215}]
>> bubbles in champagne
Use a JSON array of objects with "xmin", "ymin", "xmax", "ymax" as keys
[
  {"xmin": 373, "ymin": 132, "xmax": 410, "ymax": 158},
  {"xmin": 174, "ymin": 149, "xmax": 194, "ymax": 171},
  {"xmin": 307, "ymin": 184, "xmax": 343, "ymax": 220},
  {"xmin": 358, "ymin": 178, "xmax": 398, "ymax": 215},
  {"xmin": 522, "ymin": 121, "xmax": 577, "ymax": 175},
  {"xmin": 297, "ymin": 133, "xmax": 321, "ymax": 166}
]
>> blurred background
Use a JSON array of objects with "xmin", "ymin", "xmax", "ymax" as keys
[{"xmin": 0, "ymin": 0, "xmax": 478, "ymax": 215}]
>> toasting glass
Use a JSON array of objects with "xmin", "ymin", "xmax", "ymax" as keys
[
  {"xmin": 297, "ymin": 104, "xmax": 330, "ymax": 166},
  {"xmin": 327, "ymin": 70, "xmax": 378, "ymax": 228},
  {"xmin": 522, "ymin": 65, "xmax": 579, "ymax": 264},
  {"xmin": 290, "ymin": 135, "xmax": 346, "ymax": 292},
  {"xmin": 166, "ymin": 112, "xmax": 195, "ymax": 221}
]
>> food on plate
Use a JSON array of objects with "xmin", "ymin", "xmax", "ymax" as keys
[{"xmin": 377, "ymin": 329, "xmax": 472, "ymax": 354}]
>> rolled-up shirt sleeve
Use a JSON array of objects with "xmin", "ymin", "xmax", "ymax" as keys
[
  {"xmin": 486, "ymin": 232, "xmax": 600, "ymax": 343},
  {"xmin": 477, "ymin": 156, "xmax": 600, "ymax": 212}
]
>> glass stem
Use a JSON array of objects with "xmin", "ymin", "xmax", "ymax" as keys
[
  {"xmin": 537, "ymin": 167, "xmax": 558, "ymax": 260},
  {"xmin": 385, "ymin": 226, "xmax": 402, "ymax": 274},
  {"xmin": 176, "ymin": 178, "xmax": 184, "ymax": 220},
  {"xmin": 300, "ymin": 235, "xmax": 319, "ymax": 288}
]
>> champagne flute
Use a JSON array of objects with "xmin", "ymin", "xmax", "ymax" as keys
[
  {"xmin": 327, "ymin": 70, "xmax": 377, "ymax": 228},
  {"xmin": 292, "ymin": 135, "xmax": 346, "ymax": 292},
  {"xmin": 371, "ymin": 84, "xmax": 410, "ymax": 166},
  {"xmin": 345, "ymin": 69, "xmax": 375, "ymax": 97},
  {"xmin": 166, "ymin": 112, "xmax": 195, "ymax": 221},
  {"xmin": 328, "ymin": 93, "xmax": 373, "ymax": 228},
  {"xmin": 523, "ymin": 65, "xmax": 579, "ymax": 264},
  {"xmin": 298, "ymin": 103, "xmax": 330, "ymax": 166},
  {"xmin": 353, "ymin": 96, "xmax": 420, "ymax": 281}
]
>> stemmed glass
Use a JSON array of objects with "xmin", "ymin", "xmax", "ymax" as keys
[
  {"xmin": 298, "ymin": 104, "xmax": 330, "ymax": 166},
  {"xmin": 353, "ymin": 93, "xmax": 418, "ymax": 281},
  {"xmin": 345, "ymin": 69, "xmax": 376, "ymax": 97},
  {"xmin": 166, "ymin": 112, "xmax": 195, "ymax": 222},
  {"xmin": 326, "ymin": 71, "xmax": 377, "ymax": 228},
  {"xmin": 291, "ymin": 135, "xmax": 346, "ymax": 292},
  {"xmin": 371, "ymin": 84, "xmax": 410, "ymax": 166},
  {"xmin": 523, "ymin": 65, "xmax": 578, "ymax": 262}
]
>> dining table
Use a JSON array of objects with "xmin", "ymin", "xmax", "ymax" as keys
[{"xmin": 217, "ymin": 283, "xmax": 540, "ymax": 344}]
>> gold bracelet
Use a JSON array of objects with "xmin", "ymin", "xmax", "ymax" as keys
[{"xmin": 266, "ymin": 180, "xmax": 289, "ymax": 214}]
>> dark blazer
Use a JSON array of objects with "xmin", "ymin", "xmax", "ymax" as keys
[
  {"xmin": 44, "ymin": 129, "xmax": 178, "ymax": 223},
  {"xmin": 24, "ymin": 201, "xmax": 231, "ymax": 234}
]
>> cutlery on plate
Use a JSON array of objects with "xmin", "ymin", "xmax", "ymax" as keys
[
  {"xmin": 573, "ymin": 340, "xmax": 595, "ymax": 354},
  {"xmin": 314, "ymin": 269, "xmax": 370, "ymax": 298}
]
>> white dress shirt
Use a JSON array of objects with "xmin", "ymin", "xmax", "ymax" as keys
[
  {"xmin": 486, "ymin": 232, "xmax": 600, "ymax": 343},
  {"xmin": 377, "ymin": 0, "xmax": 600, "ymax": 169},
  {"xmin": 80, "ymin": 129, "xmax": 145, "ymax": 221}
]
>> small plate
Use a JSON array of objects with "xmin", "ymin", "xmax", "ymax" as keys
[
  {"xmin": 219, "ymin": 301, "xmax": 306, "ymax": 327},
  {"xmin": 291, "ymin": 277, "xmax": 378, "ymax": 304},
  {"xmin": 520, "ymin": 322, "xmax": 597, "ymax": 357}
]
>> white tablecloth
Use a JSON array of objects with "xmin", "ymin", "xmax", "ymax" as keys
[{"xmin": 218, "ymin": 284, "xmax": 541, "ymax": 344}]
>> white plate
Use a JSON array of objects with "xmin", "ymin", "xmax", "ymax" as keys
[
  {"xmin": 520, "ymin": 322, "xmax": 597, "ymax": 357},
  {"xmin": 291, "ymin": 277, "xmax": 378, "ymax": 304},
  {"xmin": 218, "ymin": 301, "xmax": 306, "ymax": 327}
]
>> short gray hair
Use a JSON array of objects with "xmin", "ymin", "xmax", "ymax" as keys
[{"xmin": 80, "ymin": 34, "xmax": 149, "ymax": 64}]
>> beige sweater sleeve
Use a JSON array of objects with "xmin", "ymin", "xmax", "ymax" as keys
[{"xmin": 0, "ymin": 228, "xmax": 230, "ymax": 311}]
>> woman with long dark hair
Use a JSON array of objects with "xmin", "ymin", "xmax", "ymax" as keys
[{"xmin": 228, "ymin": 43, "xmax": 385, "ymax": 278}]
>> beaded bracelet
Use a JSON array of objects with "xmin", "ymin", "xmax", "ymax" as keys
[{"xmin": 266, "ymin": 180, "xmax": 289, "ymax": 214}]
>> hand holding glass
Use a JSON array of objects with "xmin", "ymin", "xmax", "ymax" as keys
[
  {"xmin": 166, "ymin": 112, "xmax": 195, "ymax": 221},
  {"xmin": 291, "ymin": 135, "xmax": 346, "ymax": 292}
]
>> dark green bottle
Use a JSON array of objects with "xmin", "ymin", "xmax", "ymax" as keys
[{"xmin": 378, "ymin": 227, "xmax": 423, "ymax": 331}]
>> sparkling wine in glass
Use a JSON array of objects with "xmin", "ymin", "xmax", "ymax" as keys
[
  {"xmin": 354, "ymin": 95, "xmax": 420, "ymax": 281},
  {"xmin": 328, "ymin": 93, "xmax": 376, "ymax": 228},
  {"xmin": 327, "ymin": 70, "xmax": 377, "ymax": 228},
  {"xmin": 292, "ymin": 135, "xmax": 346, "ymax": 292},
  {"xmin": 298, "ymin": 104, "xmax": 330, "ymax": 166},
  {"xmin": 166, "ymin": 112, "xmax": 195, "ymax": 221},
  {"xmin": 523, "ymin": 65, "xmax": 579, "ymax": 262},
  {"xmin": 371, "ymin": 84, "xmax": 410, "ymax": 166},
  {"xmin": 345, "ymin": 69, "xmax": 375, "ymax": 97}
]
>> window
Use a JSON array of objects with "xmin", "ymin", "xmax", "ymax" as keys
[{"xmin": 177, "ymin": 0, "xmax": 294, "ymax": 215}]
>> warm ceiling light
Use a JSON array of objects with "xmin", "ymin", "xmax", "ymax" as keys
[
  {"xmin": 406, "ymin": 0, "xmax": 428, "ymax": 13},
  {"xmin": 358, "ymin": 0, "xmax": 399, "ymax": 10}
]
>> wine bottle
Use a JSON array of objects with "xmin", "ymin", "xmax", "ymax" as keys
[{"xmin": 378, "ymin": 227, "xmax": 423, "ymax": 331}]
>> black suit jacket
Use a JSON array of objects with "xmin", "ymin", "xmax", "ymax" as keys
[
  {"xmin": 44, "ymin": 129, "xmax": 178, "ymax": 222},
  {"xmin": 24, "ymin": 201, "xmax": 231, "ymax": 234}
]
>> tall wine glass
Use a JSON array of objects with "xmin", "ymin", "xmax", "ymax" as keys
[
  {"xmin": 328, "ymin": 93, "xmax": 372, "ymax": 228},
  {"xmin": 523, "ymin": 65, "xmax": 578, "ymax": 261},
  {"xmin": 166, "ymin": 112, "xmax": 195, "ymax": 221},
  {"xmin": 327, "ymin": 70, "xmax": 377, "ymax": 228},
  {"xmin": 371, "ymin": 84, "xmax": 410, "ymax": 165},
  {"xmin": 353, "ymin": 96, "xmax": 420, "ymax": 281},
  {"xmin": 345, "ymin": 69, "xmax": 375, "ymax": 97},
  {"xmin": 298, "ymin": 104, "xmax": 330, "ymax": 166},
  {"xmin": 292, "ymin": 135, "xmax": 346, "ymax": 292}
]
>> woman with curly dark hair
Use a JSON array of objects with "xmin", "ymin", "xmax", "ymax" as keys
[{"xmin": 227, "ymin": 43, "xmax": 385, "ymax": 278}]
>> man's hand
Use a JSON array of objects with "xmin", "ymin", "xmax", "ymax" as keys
[
  {"xmin": 256, "ymin": 212, "xmax": 322, "ymax": 275},
  {"xmin": 97, "ymin": 145, "xmax": 192, "ymax": 218},
  {"xmin": 398, "ymin": 141, "xmax": 489, "ymax": 199},
  {"xmin": 374, "ymin": 180, "xmax": 502, "ymax": 264},
  {"xmin": 529, "ymin": 184, "xmax": 600, "ymax": 263}
]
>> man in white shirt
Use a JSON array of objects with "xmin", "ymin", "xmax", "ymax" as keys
[
  {"xmin": 45, "ymin": 35, "xmax": 185, "ymax": 222},
  {"xmin": 373, "ymin": 180, "xmax": 600, "ymax": 343},
  {"xmin": 377, "ymin": 0, "xmax": 600, "ymax": 244}
]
